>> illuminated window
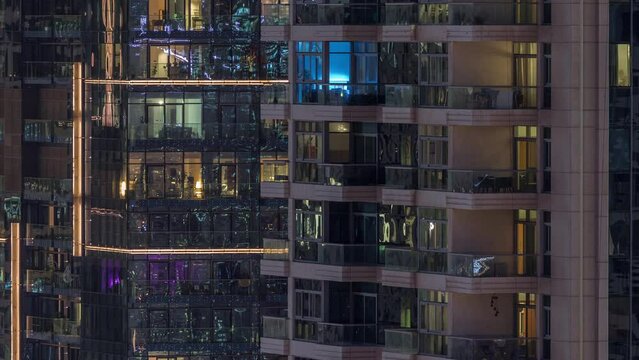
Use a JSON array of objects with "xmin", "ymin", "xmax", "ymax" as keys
[{"xmin": 611, "ymin": 43, "xmax": 631, "ymax": 87}]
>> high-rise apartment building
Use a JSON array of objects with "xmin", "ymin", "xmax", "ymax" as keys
[
  {"xmin": 260, "ymin": 2, "xmax": 612, "ymax": 360},
  {"xmin": 0, "ymin": 0, "xmax": 623, "ymax": 360}
]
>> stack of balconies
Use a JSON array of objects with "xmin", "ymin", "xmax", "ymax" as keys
[{"xmin": 260, "ymin": 1, "xmax": 541, "ymax": 359}]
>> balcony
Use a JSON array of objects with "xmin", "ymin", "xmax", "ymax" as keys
[
  {"xmin": 24, "ymin": 119, "xmax": 73, "ymax": 144},
  {"xmin": 25, "ymin": 269, "xmax": 80, "ymax": 295},
  {"xmin": 441, "ymin": 169, "xmax": 537, "ymax": 193},
  {"xmin": 262, "ymin": 4, "xmax": 290, "ymax": 25},
  {"xmin": 384, "ymin": 247, "xmax": 419, "ymax": 272},
  {"xmin": 448, "ymin": 336, "xmax": 536, "ymax": 360},
  {"xmin": 264, "ymin": 238, "xmax": 289, "ymax": 261},
  {"xmin": 318, "ymin": 243, "xmax": 378, "ymax": 265},
  {"xmin": 384, "ymin": 168, "xmax": 537, "ymax": 193},
  {"xmin": 383, "ymin": 330, "xmax": 536, "ymax": 360},
  {"xmin": 262, "ymin": 239, "xmax": 290, "ymax": 277},
  {"xmin": 25, "ymin": 224, "xmax": 72, "ymax": 248},
  {"xmin": 297, "ymin": 84, "xmax": 380, "ymax": 106},
  {"xmin": 384, "ymin": 328, "xmax": 418, "ymax": 355},
  {"xmin": 447, "ymin": 253, "xmax": 536, "ymax": 277},
  {"xmin": 23, "ymin": 177, "xmax": 72, "ymax": 202},
  {"xmin": 295, "ymin": 84, "xmax": 536, "ymax": 110},
  {"xmin": 262, "ymin": 316, "xmax": 291, "ymax": 355},
  {"xmin": 292, "ymin": 2, "xmax": 536, "ymax": 26},
  {"xmin": 295, "ymin": 163, "xmax": 378, "ymax": 186},
  {"xmin": 295, "ymin": 241, "xmax": 378, "ymax": 266},
  {"xmin": 384, "ymin": 166, "xmax": 418, "ymax": 190},
  {"xmin": 263, "ymin": 316, "xmax": 289, "ymax": 339},
  {"xmin": 23, "ymin": 62, "xmax": 75, "ymax": 84},
  {"xmin": 316, "ymin": 323, "xmax": 377, "ymax": 346},
  {"xmin": 384, "ymin": 249, "xmax": 536, "ymax": 277},
  {"xmin": 26, "ymin": 316, "xmax": 80, "ymax": 342},
  {"xmin": 447, "ymin": 86, "xmax": 536, "ymax": 110},
  {"xmin": 261, "ymin": 84, "xmax": 290, "ymax": 105}
]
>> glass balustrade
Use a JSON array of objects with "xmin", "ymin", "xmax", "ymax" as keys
[
  {"xmin": 264, "ymin": 238, "xmax": 289, "ymax": 260},
  {"xmin": 263, "ymin": 316, "xmax": 289, "ymax": 339},
  {"xmin": 317, "ymin": 243, "xmax": 378, "ymax": 265},
  {"xmin": 317, "ymin": 322, "xmax": 378, "ymax": 345},
  {"xmin": 385, "ymin": 249, "xmax": 537, "ymax": 277},
  {"xmin": 384, "ymin": 247, "xmax": 419, "ymax": 271},
  {"xmin": 439, "ymin": 169, "xmax": 537, "ymax": 193},
  {"xmin": 293, "ymin": 2, "xmax": 537, "ymax": 25},
  {"xmin": 448, "ymin": 336, "xmax": 537, "ymax": 360},
  {"xmin": 385, "ymin": 329, "xmax": 419, "ymax": 355}
]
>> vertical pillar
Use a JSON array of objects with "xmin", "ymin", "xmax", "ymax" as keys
[
  {"xmin": 72, "ymin": 62, "xmax": 83, "ymax": 257},
  {"xmin": 10, "ymin": 222, "xmax": 20, "ymax": 360}
]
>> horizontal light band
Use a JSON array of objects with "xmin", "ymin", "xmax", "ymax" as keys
[
  {"xmin": 84, "ymin": 79, "xmax": 289, "ymax": 86},
  {"xmin": 84, "ymin": 245, "xmax": 288, "ymax": 255}
]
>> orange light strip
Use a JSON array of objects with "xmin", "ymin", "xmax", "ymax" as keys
[
  {"xmin": 84, "ymin": 79, "xmax": 289, "ymax": 86},
  {"xmin": 72, "ymin": 63, "xmax": 84, "ymax": 257},
  {"xmin": 84, "ymin": 245, "xmax": 288, "ymax": 255},
  {"xmin": 10, "ymin": 223, "xmax": 20, "ymax": 360}
]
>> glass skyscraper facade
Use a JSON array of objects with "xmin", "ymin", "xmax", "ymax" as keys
[{"xmin": 80, "ymin": 0, "xmax": 289, "ymax": 359}]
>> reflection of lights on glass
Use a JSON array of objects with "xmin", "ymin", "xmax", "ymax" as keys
[
  {"xmin": 429, "ymin": 221, "xmax": 435, "ymax": 232},
  {"xmin": 158, "ymin": 100, "xmax": 164, "ymax": 105},
  {"xmin": 120, "ymin": 181, "xmax": 126, "ymax": 198}
]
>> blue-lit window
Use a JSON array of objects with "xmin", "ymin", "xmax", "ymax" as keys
[
  {"xmin": 295, "ymin": 41, "xmax": 378, "ymax": 104},
  {"xmin": 329, "ymin": 42, "xmax": 351, "ymax": 84},
  {"xmin": 297, "ymin": 42, "xmax": 323, "ymax": 82}
]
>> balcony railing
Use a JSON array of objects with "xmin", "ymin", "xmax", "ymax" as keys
[
  {"xmin": 261, "ymin": 84, "xmax": 289, "ymax": 104},
  {"xmin": 294, "ymin": 2, "xmax": 537, "ymax": 25},
  {"xmin": 297, "ymin": 84, "xmax": 380, "ymax": 106},
  {"xmin": 384, "ymin": 247, "xmax": 419, "ymax": 271},
  {"xmin": 318, "ymin": 243, "xmax": 378, "ymax": 265},
  {"xmin": 384, "ymin": 166, "xmax": 418, "ymax": 190},
  {"xmin": 317, "ymin": 322, "xmax": 377, "ymax": 345},
  {"xmin": 24, "ymin": 119, "xmax": 73, "ymax": 143},
  {"xmin": 263, "ymin": 238, "xmax": 289, "ymax": 260},
  {"xmin": 296, "ymin": 84, "xmax": 537, "ymax": 109},
  {"xmin": 23, "ymin": 62, "xmax": 75, "ymax": 84},
  {"xmin": 26, "ymin": 316, "xmax": 80, "ymax": 337},
  {"xmin": 385, "ymin": 328, "xmax": 419, "ymax": 355},
  {"xmin": 263, "ymin": 316, "xmax": 289, "ymax": 339},
  {"xmin": 447, "ymin": 86, "xmax": 536, "ymax": 109},
  {"xmin": 448, "ymin": 336, "xmax": 537, "ymax": 360},
  {"xmin": 261, "ymin": 160, "xmax": 289, "ymax": 182},
  {"xmin": 384, "ymin": 331, "xmax": 537, "ymax": 360},
  {"xmin": 448, "ymin": 253, "xmax": 537, "ymax": 277},
  {"xmin": 319, "ymin": 163, "xmax": 378, "ymax": 186},
  {"xmin": 444, "ymin": 169, "xmax": 537, "ymax": 193},
  {"xmin": 25, "ymin": 224, "xmax": 74, "ymax": 247},
  {"xmin": 25, "ymin": 269, "xmax": 80, "ymax": 293},
  {"xmin": 262, "ymin": 4, "xmax": 290, "ymax": 25},
  {"xmin": 383, "ymin": 168, "xmax": 537, "ymax": 193},
  {"xmin": 449, "ymin": 2, "xmax": 537, "ymax": 25},
  {"xmin": 385, "ymin": 249, "xmax": 537, "ymax": 277},
  {"xmin": 23, "ymin": 177, "xmax": 72, "ymax": 202}
]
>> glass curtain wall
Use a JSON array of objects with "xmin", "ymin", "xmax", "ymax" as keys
[{"xmin": 84, "ymin": 0, "xmax": 289, "ymax": 358}]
